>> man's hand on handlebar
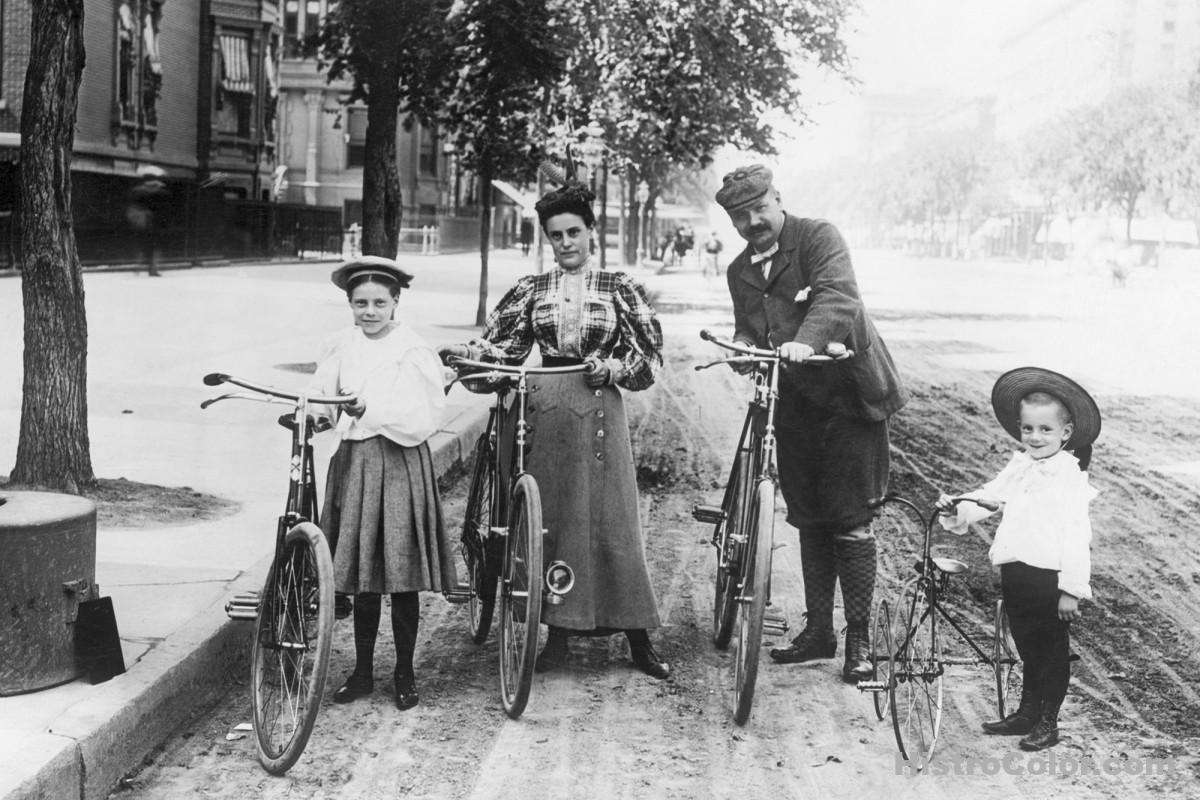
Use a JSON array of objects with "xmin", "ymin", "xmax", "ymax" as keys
[
  {"xmin": 778, "ymin": 341, "xmax": 815, "ymax": 363},
  {"xmin": 341, "ymin": 391, "xmax": 365, "ymax": 418},
  {"xmin": 934, "ymin": 493, "xmax": 957, "ymax": 515}
]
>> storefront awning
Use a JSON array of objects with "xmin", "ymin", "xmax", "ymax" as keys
[
  {"xmin": 219, "ymin": 34, "xmax": 253, "ymax": 94},
  {"xmin": 491, "ymin": 179, "xmax": 537, "ymax": 218}
]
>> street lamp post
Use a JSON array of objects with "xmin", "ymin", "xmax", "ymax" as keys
[
  {"xmin": 577, "ymin": 121, "xmax": 607, "ymax": 269},
  {"xmin": 636, "ymin": 180, "xmax": 649, "ymax": 266}
]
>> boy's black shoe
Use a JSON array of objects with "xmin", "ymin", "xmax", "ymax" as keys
[{"xmin": 770, "ymin": 625, "xmax": 836, "ymax": 663}]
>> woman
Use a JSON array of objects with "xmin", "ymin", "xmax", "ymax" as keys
[
  {"xmin": 313, "ymin": 256, "xmax": 456, "ymax": 710},
  {"xmin": 440, "ymin": 184, "xmax": 669, "ymax": 679}
]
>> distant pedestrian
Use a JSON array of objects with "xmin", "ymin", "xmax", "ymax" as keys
[
  {"xmin": 702, "ymin": 230, "xmax": 723, "ymax": 281},
  {"xmin": 520, "ymin": 217, "xmax": 534, "ymax": 256},
  {"xmin": 126, "ymin": 166, "xmax": 167, "ymax": 276},
  {"xmin": 937, "ymin": 367, "xmax": 1100, "ymax": 752},
  {"xmin": 311, "ymin": 256, "xmax": 454, "ymax": 711}
]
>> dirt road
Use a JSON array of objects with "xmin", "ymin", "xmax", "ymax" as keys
[{"xmin": 112, "ymin": 263, "xmax": 1200, "ymax": 800}]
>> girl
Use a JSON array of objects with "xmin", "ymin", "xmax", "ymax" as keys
[
  {"xmin": 313, "ymin": 256, "xmax": 455, "ymax": 710},
  {"xmin": 937, "ymin": 366, "xmax": 1100, "ymax": 751}
]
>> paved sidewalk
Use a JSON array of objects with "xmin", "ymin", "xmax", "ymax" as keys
[{"xmin": 0, "ymin": 250, "xmax": 563, "ymax": 800}]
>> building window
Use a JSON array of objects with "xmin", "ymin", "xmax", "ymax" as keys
[
  {"xmin": 283, "ymin": 0, "xmax": 328, "ymax": 58},
  {"xmin": 217, "ymin": 32, "xmax": 255, "ymax": 139},
  {"xmin": 113, "ymin": 0, "xmax": 163, "ymax": 146},
  {"xmin": 346, "ymin": 107, "xmax": 368, "ymax": 168},
  {"xmin": 418, "ymin": 129, "xmax": 438, "ymax": 177}
]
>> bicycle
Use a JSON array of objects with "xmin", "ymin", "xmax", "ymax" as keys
[
  {"xmin": 691, "ymin": 330, "xmax": 850, "ymax": 725},
  {"xmin": 201, "ymin": 372, "xmax": 355, "ymax": 774},
  {"xmin": 857, "ymin": 493, "xmax": 1022, "ymax": 768},
  {"xmin": 443, "ymin": 357, "xmax": 583, "ymax": 719}
]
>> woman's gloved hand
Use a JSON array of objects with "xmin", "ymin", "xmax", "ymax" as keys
[
  {"xmin": 584, "ymin": 356, "xmax": 611, "ymax": 388},
  {"xmin": 438, "ymin": 344, "xmax": 471, "ymax": 365}
]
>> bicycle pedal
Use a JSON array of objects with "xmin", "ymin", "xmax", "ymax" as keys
[
  {"xmin": 762, "ymin": 615, "xmax": 790, "ymax": 635},
  {"xmin": 692, "ymin": 504, "xmax": 724, "ymax": 524},
  {"xmin": 443, "ymin": 585, "xmax": 471, "ymax": 604},
  {"xmin": 856, "ymin": 680, "xmax": 888, "ymax": 692},
  {"xmin": 225, "ymin": 591, "xmax": 260, "ymax": 620}
]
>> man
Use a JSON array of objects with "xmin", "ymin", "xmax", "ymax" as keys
[{"xmin": 715, "ymin": 165, "xmax": 908, "ymax": 683}]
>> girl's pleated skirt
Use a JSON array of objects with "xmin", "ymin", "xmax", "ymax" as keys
[{"xmin": 321, "ymin": 436, "xmax": 456, "ymax": 595}]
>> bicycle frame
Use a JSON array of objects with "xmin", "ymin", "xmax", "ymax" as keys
[{"xmin": 872, "ymin": 495, "xmax": 1002, "ymax": 677}]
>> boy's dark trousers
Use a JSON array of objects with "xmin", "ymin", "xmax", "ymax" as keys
[{"xmin": 1001, "ymin": 561, "xmax": 1071, "ymax": 709}]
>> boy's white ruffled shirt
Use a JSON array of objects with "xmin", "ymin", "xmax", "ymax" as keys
[{"xmin": 939, "ymin": 449, "xmax": 1097, "ymax": 599}]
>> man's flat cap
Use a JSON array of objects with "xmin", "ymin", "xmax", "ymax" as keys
[{"xmin": 715, "ymin": 165, "xmax": 774, "ymax": 211}]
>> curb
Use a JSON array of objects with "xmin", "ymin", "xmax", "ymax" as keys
[{"xmin": 0, "ymin": 401, "xmax": 488, "ymax": 800}]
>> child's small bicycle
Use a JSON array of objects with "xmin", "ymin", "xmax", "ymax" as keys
[
  {"xmin": 691, "ymin": 329, "xmax": 850, "ymax": 725},
  {"xmin": 202, "ymin": 372, "xmax": 354, "ymax": 775},
  {"xmin": 442, "ymin": 357, "xmax": 583, "ymax": 718},
  {"xmin": 857, "ymin": 494, "xmax": 1022, "ymax": 767}
]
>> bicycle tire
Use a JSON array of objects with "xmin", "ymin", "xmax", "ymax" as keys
[
  {"xmin": 889, "ymin": 576, "xmax": 943, "ymax": 768},
  {"xmin": 462, "ymin": 434, "xmax": 499, "ymax": 644},
  {"xmin": 713, "ymin": 451, "xmax": 751, "ymax": 649},
  {"xmin": 251, "ymin": 522, "xmax": 334, "ymax": 775},
  {"xmin": 870, "ymin": 597, "xmax": 895, "ymax": 722},
  {"xmin": 499, "ymin": 474, "xmax": 543, "ymax": 719},
  {"xmin": 733, "ymin": 479, "xmax": 774, "ymax": 726},
  {"xmin": 993, "ymin": 598, "xmax": 1022, "ymax": 718}
]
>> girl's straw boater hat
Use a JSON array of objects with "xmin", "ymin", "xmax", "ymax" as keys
[
  {"xmin": 991, "ymin": 367, "xmax": 1101, "ymax": 451},
  {"xmin": 330, "ymin": 256, "xmax": 413, "ymax": 291}
]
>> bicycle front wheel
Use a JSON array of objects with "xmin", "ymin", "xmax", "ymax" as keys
[
  {"xmin": 870, "ymin": 597, "xmax": 895, "ymax": 722},
  {"xmin": 499, "ymin": 474, "xmax": 543, "ymax": 719},
  {"xmin": 251, "ymin": 522, "xmax": 334, "ymax": 775},
  {"xmin": 713, "ymin": 451, "xmax": 751, "ymax": 649},
  {"xmin": 889, "ymin": 576, "xmax": 943, "ymax": 768},
  {"xmin": 993, "ymin": 598, "xmax": 1022, "ymax": 718},
  {"xmin": 733, "ymin": 479, "xmax": 774, "ymax": 726},
  {"xmin": 462, "ymin": 433, "xmax": 499, "ymax": 644}
]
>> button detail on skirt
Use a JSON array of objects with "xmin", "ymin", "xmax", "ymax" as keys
[
  {"xmin": 593, "ymin": 389, "xmax": 602, "ymax": 397},
  {"xmin": 595, "ymin": 452, "xmax": 605, "ymax": 461},
  {"xmin": 596, "ymin": 409, "xmax": 604, "ymax": 418},
  {"xmin": 596, "ymin": 429, "xmax": 605, "ymax": 438}
]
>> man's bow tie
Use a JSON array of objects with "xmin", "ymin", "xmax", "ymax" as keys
[{"xmin": 750, "ymin": 243, "xmax": 779, "ymax": 265}]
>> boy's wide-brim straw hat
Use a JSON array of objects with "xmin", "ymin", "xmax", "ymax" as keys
[
  {"xmin": 991, "ymin": 366, "xmax": 1101, "ymax": 451},
  {"xmin": 330, "ymin": 256, "xmax": 413, "ymax": 291}
]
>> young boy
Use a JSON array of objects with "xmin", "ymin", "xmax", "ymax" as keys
[{"xmin": 936, "ymin": 367, "xmax": 1101, "ymax": 751}]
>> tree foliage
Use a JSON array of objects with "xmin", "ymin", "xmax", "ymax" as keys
[{"xmin": 315, "ymin": 0, "xmax": 448, "ymax": 257}]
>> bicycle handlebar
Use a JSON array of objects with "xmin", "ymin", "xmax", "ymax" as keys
[
  {"xmin": 447, "ymin": 357, "xmax": 591, "ymax": 380},
  {"xmin": 200, "ymin": 372, "xmax": 357, "ymax": 408},
  {"xmin": 695, "ymin": 329, "xmax": 853, "ymax": 371},
  {"xmin": 868, "ymin": 493, "xmax": 1001, "ymax": 514}
]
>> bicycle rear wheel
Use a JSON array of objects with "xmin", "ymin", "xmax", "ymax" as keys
[
  {"xmin": 251, "ymin": 522, "xmax": 334, "ymax": 774},
  {"xmin": 714, "ymin": 451, "xmax": 751, "ymax": 649},
  {"xmin": 733, "ymin": 479, "xmax": 774, "ymax": 726},
  {"xmin": 499, "ymin": 474, "xmax": 543, "ymax": 719},
  {"xmin": 889, "ymin": 576, "xmax": 943, "ymax": 768},
  {"xmin": 462, "ymin": 432, "xmax": 499, "ymax": 644},
  {"xmin": 993, "ymin": 598, "xmax": 1022, "ymax": 718},
  {"xmin": 870, "ymin": 597, "xmax": 895, "ymax": 721}
]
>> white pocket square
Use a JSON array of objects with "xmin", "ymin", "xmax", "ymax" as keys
[{"xmin": 794, "ymin": 286, "xmax": 811, "ymax": 303}]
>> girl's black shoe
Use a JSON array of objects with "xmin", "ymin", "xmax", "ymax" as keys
[
  {"xmin": 394, "ymin": 672, "xmax": 419, "ymax": 711},
  {"xmin": 332, "ymin": 673, "xmax": 373, "ymax": 703}
]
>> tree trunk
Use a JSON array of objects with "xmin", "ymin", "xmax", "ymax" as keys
[
  {"xmin": 361, "ymin": 59, "xmax": 402, "ymax": 258},
  {"xmin": 10, "ymin": 0, "xmax": 93, "ymax": 493},
  {"xmin": 475, "ymin": 169, "xmax": 493, "ymax": 327}
]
